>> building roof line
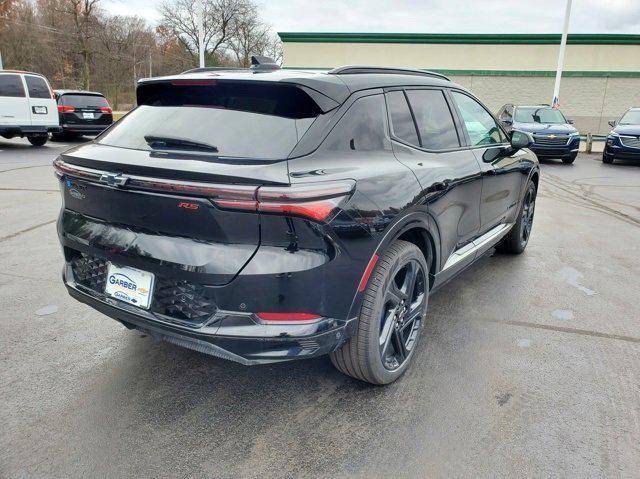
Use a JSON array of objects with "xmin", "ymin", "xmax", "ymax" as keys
[{"xmin": 278, "ymin": 32, "xmax": 640, "ymax": 45}]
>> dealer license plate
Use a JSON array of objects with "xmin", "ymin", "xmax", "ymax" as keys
[{"xmin": 104, "ymin": 263, "xmax": 154, "ymax": 309}]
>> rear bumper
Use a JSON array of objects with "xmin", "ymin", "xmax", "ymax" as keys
[
  {"xmin": 61, "ymin": 123, "xmax": 111, "ymax": 134},
  {"xmin": 64, "ymin": 267, "xmax": 356, "ymax": 364},
  {"xmin": 0, "ymin": 125, "xmax": 61, "ymax": 136}
]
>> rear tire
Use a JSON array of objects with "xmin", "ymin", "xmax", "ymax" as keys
[
  {"xmin": 330, "ymin": 240, "xmax": 429, "ymax": 385},
  {"xmin": 27, "ymin": 135, "xmax": 48, "ymax": 147},
  {"xmin": 497, "ymin": 180, "xmax": 537, "ymax": 254}
]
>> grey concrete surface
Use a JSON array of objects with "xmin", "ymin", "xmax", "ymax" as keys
[{"xmin": 1, "ymin": 137, "xmax": 639, "ymax": 479}]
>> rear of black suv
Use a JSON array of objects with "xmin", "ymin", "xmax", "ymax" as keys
[
  {"xmin": 55, "ymin": 75, "xmax": 365, "ymax": 365},
  {"xmin": 55, "ymin": 90, "xmax": 113, "ymax": 137}
]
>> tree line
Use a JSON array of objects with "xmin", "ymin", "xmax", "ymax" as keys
[{"xmin": 0, "ymin": 0, "xmax": 281, "ymax": 109}]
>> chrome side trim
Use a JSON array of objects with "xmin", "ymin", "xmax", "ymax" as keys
[{"xmin": 442, "ymin": 223, "xmax": 513, "ymax": 272}]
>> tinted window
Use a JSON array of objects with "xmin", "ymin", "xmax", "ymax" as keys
[
  {"xmin": 386, "ymin": 91, "xmax": 419, "ymax": 146},
  {"xmin": 452, "ymin": 92, "xmax": 507, "ymax": 146},
  {"xmin": 99, "ymin": 83, "xmax": 320, "ymax": 160},
  {"xmin": 406, "ymin": 90, "xmax": 459, "ymax": 150},
  {"xmin": 0, "ymin": 74, "xmax": 25, "ymax": 97},
  {"xmin": 323, "ymin": 94, "xmax": 390, "ymax": 152},
  {"xmin": 514, "ymin": 107, "xmax": 566, "ymax": 124},
  {"xmin": 60, "ymin": 94, "xmax": 109, "ymax": 108},
  {"xmin": 25, "ymin": 76, "xmax": 51, "ymax": 99}
]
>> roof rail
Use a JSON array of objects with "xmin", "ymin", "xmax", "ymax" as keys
[{"xmin": 329, "ymin": 66, "xmax": 450, "ymax": 81}]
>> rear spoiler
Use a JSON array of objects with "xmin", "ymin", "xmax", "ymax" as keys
[{"xmin": 136, "ymin": 78, "xmax": 343, "ymax": 114}]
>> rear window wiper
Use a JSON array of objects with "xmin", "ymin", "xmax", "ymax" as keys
[{"xmin": 144, "ymin": 135, "xmax": 219, "ymax": 153}]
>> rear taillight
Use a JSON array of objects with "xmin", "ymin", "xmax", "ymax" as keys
[
  {"xmin": 100, "ymin": 106, "xmax": 112, "ymax": 114},
  {"xmin": 58, "ymin": 105, "xmax": 75, "ymax": 113},
  {"xmin": 213, "ymin": 181, "xmax": 355, "ymax": 222},
  {"xmin": 256, "ymin": 312, "xmax": 321, "ymax": 322}
]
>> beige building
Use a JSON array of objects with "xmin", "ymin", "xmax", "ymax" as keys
[{"xmin": 278, "ymin": 33, "xmax": 640, "ymax": 134}]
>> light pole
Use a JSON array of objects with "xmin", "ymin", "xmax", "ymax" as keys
[
  {"xmin": 196, "ymin": 0, "xmax": 205, "ymax": 68},
  {"xmin": 552, "ymin": 0, "xmax": 572, "ymax": 108}
]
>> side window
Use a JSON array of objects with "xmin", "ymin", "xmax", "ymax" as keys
[
  {"xmin": 452, "ymin": 92, "xmax": 508, "ymax": 146},
  {"xmin": 24, "ymin": 75, "xmax": 51, "ymax": 99},
  {"xmin": 386, "ymin": 90, "xmax": 419, "ymax": 146},
  {"xmin": 323, "ymin": 94, "xmax": 391, "ymax": 152},
  {"xmin": 405, "ymin": 89, "xmax": 460, "ymax": 150},
  {"xmin": 0, "ymin": 74, "xmax": 26, "ymax": 98}
]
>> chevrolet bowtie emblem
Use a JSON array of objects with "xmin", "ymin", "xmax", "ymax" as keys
[
  {"xmin": 548, "ymin": 134, "xmax": 557, "ymax": 138},
  {"xmin": 100, "ymin": 172, "xmax": 129, "ymax": 187}
]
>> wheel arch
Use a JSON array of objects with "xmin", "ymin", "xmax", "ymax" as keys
[{"xmin": 345, "ymin": 211, "xmax": 441, "ymax": 320}]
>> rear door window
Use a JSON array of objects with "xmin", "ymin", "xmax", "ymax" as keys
[
  {"xmin": 386, "ymin": 90, "xmax": 419, "ymax": 146},
  {"xmin": 451, "ymin": 92, "xmax": 508, "ymax": 146},
  {"xmin": 60, "ymin": 95, "xmax": 109, "ymax": 108},
  {"xmin": 0, "ymin": 74, "xmax": 26, "ymax": 97},
  {"xmin": 24, "ymin": 75, "xmax": 51, "ymax": 99},
  {"xmin": 98, "ymin": 82, "xmax": 321, "ymax": 160},
  {"xmin": 405, "ymin": 89, "xmax": 460, "ymax": 150}
]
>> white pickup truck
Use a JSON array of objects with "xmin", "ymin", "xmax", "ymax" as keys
[{"xmin": 0, "ymin": 70, "xmax": 60, "ymax": 146}]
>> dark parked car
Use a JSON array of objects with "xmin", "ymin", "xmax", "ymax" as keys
[
  {"xmin": 53, "ymin": 90, "xmax": 113, "ymax": 139},
  {"xmin": 54, "ymin": 61, "xmax": 539, "ymax": 384},
  {"xmin": 603, "ymin": 108, "xmax": 640, "ymax": 164},
  {"xmin": 497, "ymin": 104, "xmax": 580, "ymax": 164}
]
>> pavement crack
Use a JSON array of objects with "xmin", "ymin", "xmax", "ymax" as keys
[
  {"xmin": 0, "ymin": 220, "xmax": 57, "ymax": 243},
  {"xmin": 481, "ymin": 318, "xmax": 640, "ymax": 344}
]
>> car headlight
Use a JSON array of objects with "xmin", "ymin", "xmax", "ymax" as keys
[
  {"xmin": 609, "ymin": 131, "xmax": 619, "ymax": 137},
  {"xmin": 569, "ymin": 132, "xmax": 580, "ymax": 137}
]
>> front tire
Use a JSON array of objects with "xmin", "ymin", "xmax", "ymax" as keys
[
  {"xmin": 497, "ymin": 180, "xmax": 537, "ymax": 254},
  {"xmin": 27, "ymin": 134, "xmax": 48, "ymax": 147},
  {"xmin": 602, "ymin": 152, "xmax": 614, "ymax": 164},
  {"xmin": 562, "ymin": 153, "xmax": 577, "ymax": 164},
  {"xmin": 330, "ymin": 240, "xmax": 429, "ymax": 385}
]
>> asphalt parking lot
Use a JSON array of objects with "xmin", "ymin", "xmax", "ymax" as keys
[{"xmin": 1, "ymin": 137, "xmax": 639, "ymax": 478}]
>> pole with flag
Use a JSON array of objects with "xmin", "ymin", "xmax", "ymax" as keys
[
  {"xmin": 196, "ymin": 0, "xmax": 205, "ymax": 68},
  {"xmin": 552, "ymin": 0, "xmax": 572, "ymax": 109}
]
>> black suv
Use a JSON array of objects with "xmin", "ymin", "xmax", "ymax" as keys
[
  {"xmin": 55, "ymin": 62, "xmax": 539, "ymax": 384},
  {"xmin": 53, "ymin": 90, "xmax": 113, "ymax": 139}
]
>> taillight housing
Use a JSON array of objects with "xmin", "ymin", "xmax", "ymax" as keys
[
  {"xmin": 58, "ymin": 105, "xmax": 75, "ymax": 113},
  {"xmin": 100, "ymin": 106, "xmax": 113, "ymax": 114},
  {"xmin": 212, "ymin": 180, "xmax": 355, "ymax": 222}
]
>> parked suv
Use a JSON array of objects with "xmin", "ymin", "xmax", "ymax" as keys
[
  {"xmin": 53, "ymin": 90, "xmax": 113, "ymax": 139},
  {"xmin": 0, "ymin": 70, "xmax": 59, "ymax": 146},
  {"xmin": 497, "ymin": 104, "xmax": 580, "ymax": 164},
  {"xmin": 55, "ymin": 61, "xmax": 539, "ymax": 384},
  {"xmin": 603, "ymin": 108, "xmax": 640, "ymax": 164}
]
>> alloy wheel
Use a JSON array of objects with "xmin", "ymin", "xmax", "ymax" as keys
[
  {"xmin": 520, "ymin": 186, "xmax": 536, "ymax": 246},
  {"xmin": 379, "ymin": 259, "xmax": 427, "ymax": 371}
]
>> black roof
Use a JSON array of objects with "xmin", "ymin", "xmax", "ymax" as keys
[
  {"xmin": 54, "ymin": 89, "xmax": 106, "ymax": 97},
  {"xmin": 137, "ymin": 66, "xmax": 459, "ymax": 112}
]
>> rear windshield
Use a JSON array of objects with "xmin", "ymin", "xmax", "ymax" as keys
[
  {"xmin": 98, "ymin": 81, "xmax": 321, "ymax": 160},
  {"xmin": 60, "ymin": 94, "xmax": 109, "ymax": 108},
  {"xmin": 515, "ymin": 107, "xmax": 566, "ymax": 124}
]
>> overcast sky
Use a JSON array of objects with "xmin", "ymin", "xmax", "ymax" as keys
[{"xmin": 103, "ymin": 0, "xmax": 640, "ymax": 34}]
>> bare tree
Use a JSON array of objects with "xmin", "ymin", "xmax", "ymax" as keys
[{"xmin": 157, "ymin": 0, "xmax": 252, "ymax": 64}]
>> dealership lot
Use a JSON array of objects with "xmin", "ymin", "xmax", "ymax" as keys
[{"xmin": 1, "ymin": 138, "xmax": 639, "ymax": 477}]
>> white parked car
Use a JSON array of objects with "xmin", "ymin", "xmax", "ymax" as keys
[{"xmin": 0, "ymin": 70, "xmax": 60, "ymax": 146}]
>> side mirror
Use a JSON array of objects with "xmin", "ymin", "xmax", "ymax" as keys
[
  {"xmin": 608, "ymin": 120, "xmax": 616, "ymax": 128},
  {"xmin": 566, "ymin": 119, "xmax": 574, "ymax": 125},
  {"xmin": 511, "ymin": 130, "xmax": 534, "ymax": 150}
]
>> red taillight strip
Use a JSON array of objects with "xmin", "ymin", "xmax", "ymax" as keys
[
  {"xmin": 58, "ymin": 105, "xmax": 75, "ymax": 113},
  {"xmin": 171, "ymin": 79, "xmax": 217, "ymax": 86},
  {"xmin": 257, "ymin": 312, "xmax": 322, "ymax": 322},
  {"xmin": 100, "ymin": 106, "xmax": 113, "ymax": 113},
  {"xmin": 358, "ymin": 254, "xmax": 379, "ymax": 292},
  {"xmin": 53, "ymin": 157, "xmax": 103, "ymax": 181}
]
